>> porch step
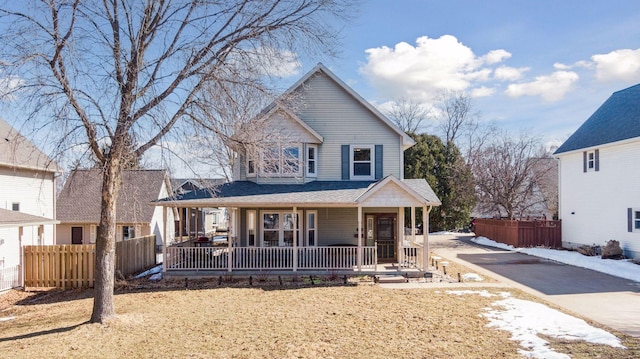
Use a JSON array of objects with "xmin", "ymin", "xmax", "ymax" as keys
[{"xmin": 375, "ymin": 275, "xmax": 407, "ymax": 284}]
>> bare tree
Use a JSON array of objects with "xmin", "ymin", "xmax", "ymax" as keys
[
  {"xmin": 473, "ymin": 131, "xmax": 556, "ymax": 219},
  {"xmin": 384, "ymin": 97, "xmax": 431, "ymax": 133},
  {"xmin": 0, "ymin": 0, "xmax": 352, "ymax": 323},
  {"xmin": 436, "ymin": 90, "xmax": 477, "ymax": 143}
]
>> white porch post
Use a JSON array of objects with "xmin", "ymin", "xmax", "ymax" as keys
[
  {"xmin": 357, "ymin": 206, "xmax": 362, "ymax": 271},
  {"xmin": 228, "ymin": 207, "xmax": 236, "ymax": 272},
  {"xmin": 399, "ymin": 207, "xmax": 405, "ymax": 245},
  {"xmin": 162, "ymin": 206, "xmax": 167, "ymax": 274},
  {"xmin": 293, "ymin": 206, "xmax": 298, "ymax": 272},
  {"xmin": 423, "ymin": 206, "xmax": 431, "ymax": 271},
  {"xmin": 411, "ymin": 206, "xmax": 416, "ymax": 243}
]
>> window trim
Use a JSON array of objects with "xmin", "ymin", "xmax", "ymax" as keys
[
  {"xmin": 306, "ymin": 144, "xmax": 318, "ymax": 177},
  {"xmin": 247, "ymin": 210, "xmax": 256, "ymax": 246},
  {"xmin": 259, "ymin": 143, "xmax": 302, "ymax": 177},
  {"xmin": 350, "ymin": 144, "xmax": 375, "ymax": 180},
  {"xmin": 260, "ymin": 210, "xmax": 302, "ymax": 247},
  {"xmin": 630, "ymin": 208, "xmax": 640, "ymax": 233},
  {"xmin": 306, "ymin": 210, "xmax": 318, "ymax": 246}
]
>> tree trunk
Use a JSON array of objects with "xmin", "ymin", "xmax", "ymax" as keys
[{"xmin": 90, "ymin": 161, "xmax": 123, "ymax": 323}]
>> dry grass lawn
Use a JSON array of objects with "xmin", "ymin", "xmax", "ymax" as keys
[{"xmin": 1, "ymin": 278, "xmax": 639, "ymax": 359}]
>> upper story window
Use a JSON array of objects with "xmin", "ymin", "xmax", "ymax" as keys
[
  {"xmin": 11, "ymin": 202, "xmax": 19, "ymax": 211},
  {"xmin": 351, "ymin": 145, "xmax": 375, "ymax": 180},
  {"xmin": 249, "ymin": 143, "xmax": 302, "ymax": 177},
  {"xmin": 583, "ymin": 149, "xmax": 599, "ymax": 172},
  {"xmin": 306, "ymin": 145, "xmax": 317, "ymax": 177}
]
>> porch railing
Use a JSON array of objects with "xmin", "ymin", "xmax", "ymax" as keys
[
  {"xmin": 0, "ymin": 265, "xmax": 20, "ymax": 291},
  {"xmin": 165, "ymin": 246, "xmax": 377, "ymax": 271}
]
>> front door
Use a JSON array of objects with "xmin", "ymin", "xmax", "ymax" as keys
[
  {"xmin": 71, "ymin": 226, "xmax": 83, "ymax": 244},
  {"xmin": 368, "ymin": 214, "xmax": 396, "ymax": 262}
]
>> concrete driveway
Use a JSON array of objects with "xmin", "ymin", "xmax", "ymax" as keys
[{"xmin": 430, "ymin": 234, "xmax": 640, "ymax": 338}]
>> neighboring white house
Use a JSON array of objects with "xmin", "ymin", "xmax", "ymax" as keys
[
  {"xmin": 56, "ymin": 169, "xmax": 175, "ymax": 247},
  {"xmin": 156, "ymin": 63, "xmax": 441, "ymax": 274},
  {"xmin": 171, "ymin": 178, "xmax": 228, "ymax": 236},
  {"xmin": 0, "ymin": 118, "xmax": 60, "ymax": 290},
  {"xmin": 555, "ymin": 83, "xmax": 640, "ymax": 259}
]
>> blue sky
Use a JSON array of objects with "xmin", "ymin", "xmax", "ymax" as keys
[{"xmin": 291, "ymin": 0, "xmax": 640, "ymax": 145}]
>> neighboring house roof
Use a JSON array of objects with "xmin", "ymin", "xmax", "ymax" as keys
[
  {"xmin": 281, "ymin": 63, "xmax": 416, "ymax": 150},
  {"xmin": 0, "ymin": 118, "xmax": 60, "ymax": 172},
  {"xmin": 0, "ymin": 208, "xmax": 59, "ymax": 228},
  {"xmin": 555, "ymin": 83, "xmax": 640, "ymax": 154},
  {"xmin": 157, "ymin": 177, "xmax": 440, "ymax": 208},
  {"xmin": 171, "ymin": 178, "xmax": 226, "ymax": 194},
  {"xmin": 57, "ymin": 169, "xmax": 169, "ymax": 223}
]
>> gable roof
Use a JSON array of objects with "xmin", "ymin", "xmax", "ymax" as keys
[
  {"xmin": 0, "ymin": 208, "xmax": 59, "ymax": 228},
  {"xmin": 555, "ymin": 83, "xmax": 640, "ymax": 154},
  {"xmin": 156, "ymin": 176, "xmax": 440, "ymax": 208},
  {"xmin": 57, "ymin": 169, "xmax": 169, "ymax": 223},
  {"xmin": 356, "ymin": 175, "xmax": 441, "ymax": 206},
  {"xmin": 0, "ymin": 118, "xmax": 60, "ymax": 172},
  {"xmin": 283, "ymin": 63, "xmax": 415, "ymax": 150},
  {"xmin": 260, "ymin": 104, "xmax": 324, "ymax": 143}
]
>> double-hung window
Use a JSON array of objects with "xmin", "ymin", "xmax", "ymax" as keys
[
  {"xmin": 261, "ymin": 211, "xmax": 301, "ymax": 246},
  {"xmin": 350, "ymin": 145, "xmax": 374, "ymax": 180},
  {"xmin": 583, "ymin": 149, "xmax": 599, "ymax": 172},
  {"xmin": 306, "ymin": 145, "xmax": 317, "ymax": 177},
  {"xmin": 260, "ymin": 143, "xmax": 302, "ymax": 177}
]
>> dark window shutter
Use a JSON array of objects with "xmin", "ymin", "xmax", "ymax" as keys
[
  {"xmin": 628, "ymin": 208, "xmax": 633, "ymax": 232},
  {"xmin": 583, "ymin": 151, "xmax": 587, "ymax": 173},
  {"xmin": 341, "ymin": 145, "xmax": 349, "ymax": 180},
  {"xmin": 594, "ymin": 149, "xmax": 600, "ymax": 171},
  {"xmin": 375, "ymin": 145, "xmax": 383, "ymax": 179}
]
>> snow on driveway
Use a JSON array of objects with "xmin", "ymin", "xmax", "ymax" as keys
[{"xmin": 448, "ymin": 290, "xmax": 625, "ymax": 359}]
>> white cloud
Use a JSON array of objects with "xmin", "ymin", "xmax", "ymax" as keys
[
  {"xmin": 360, "ymin": 35, "xmax": 511, "ymax": 101},
  {"xmin": 481, "ymin": 49, "xmax": 512, "ymax": 64},
  {"xmin": 0, "ymin": 74, "xmax": 24, "ymax": 101},
  {"xmin": 592, "ymin": 48, "xmax": 640, "ymax": 82},
  {"xmin": 494, "ymin": 66, "xmax": 529, "ymax": 81},
  {"xmin": 471, "ymin": 86, "xmax": 495, "ymax": 97},
  {"xmin": 505, "ymin": 71, "xmax": 579, "ymax": 102}
]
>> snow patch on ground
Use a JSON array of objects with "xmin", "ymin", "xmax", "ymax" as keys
[
  {"xmin": 135, "ymin": 265, "xmax": 162, "ymax": 279},
  {"xmin": 461, "ymin": 273, "xmax": 483, "ymax": 281},
  {"xmin": 448, "ymin": 290, "xmax": 626, "ymax": 358},
  {"xmin": 471, "ymin": 236, "xmax": 640, "ymax": 282}
]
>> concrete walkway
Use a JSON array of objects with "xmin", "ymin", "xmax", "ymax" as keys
[{"xmin": 382, "ymin": 233, "xmax": 640, "ymax": 338}]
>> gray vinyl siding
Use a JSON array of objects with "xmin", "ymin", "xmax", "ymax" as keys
[
  {"xmin": 294, "ymin": 73, "xmax": 403, "ymax": 181},
  {"xmin": 316, "ymin": 208, "xmax": 358, "ymax": 245}
]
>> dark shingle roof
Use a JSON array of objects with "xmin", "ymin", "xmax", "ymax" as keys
[
  {"xmin": 0, "ymin": 118, "xmax": 60, "ymax": 172},
  {"xmin": 158, "ymin": 178, "xmax": 440, "ymax": 207},
  {"xmin": 57, "ymin": 169, "xmax": 168, "ymax": 223},
  {"xmin": 555, "ymin": 83, "xmax": 640, "ymax": 154}
]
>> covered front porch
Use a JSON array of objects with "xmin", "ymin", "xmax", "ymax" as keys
[{"xmin": 157, "ymin": 176, "xmax": 440, "ymax": 275}]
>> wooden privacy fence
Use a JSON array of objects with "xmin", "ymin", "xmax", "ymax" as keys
[
  {"xmin": 474, "ymin": 219, "xmax": 562, "ymax": 248},
  {"xmin": 23, "ymin": 235, "xmax": 156, "ymax": 289}
]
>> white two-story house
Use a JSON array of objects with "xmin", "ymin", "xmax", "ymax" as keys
[
  {"xmin": 156, "ymin": 63, "xmax": 441, "ymax": 274},
  {"xmin": 555, "ymin": 83, "xmax": 640, "ymax": 260},
  {"xmin": 0, "ymin": 118, "xmax": 60, "ymax": 290}
]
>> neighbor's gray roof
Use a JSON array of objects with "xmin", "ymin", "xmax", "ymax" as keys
[
  {"xmin": 0, "ymin": 118, "xmax": 60, "ymax": 172},
  {"xmin": 170, "ymin": 178, "xmax": 226, "ymax": 193},
  {"xmin": 157, "ymin": 177, "xmax": 440, "ymax": 207},
  {"xmin": 555, "ymin": 83, "xmax": 640, "ymax": 154},
  {"xmin": 57, "ymin": 169, "xmax": 168, "ymax": 223},
  {"xmin": 0, "ymin": 208, "xmax": 59, "ymax": 228}
]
